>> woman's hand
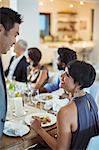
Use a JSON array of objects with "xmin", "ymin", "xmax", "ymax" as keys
[{"xmin": 30, "ymin": 118, "xmax": 41, "ymax": 132}]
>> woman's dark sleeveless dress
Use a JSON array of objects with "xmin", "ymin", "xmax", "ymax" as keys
[{"xmin": 71, "ymin": 93, "xmax": 99, "ymax": 149}]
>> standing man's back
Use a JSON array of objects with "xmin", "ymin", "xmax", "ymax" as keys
[{"xmin": 0, "ymin": 7, "xmax": 22, "ymax": 138}]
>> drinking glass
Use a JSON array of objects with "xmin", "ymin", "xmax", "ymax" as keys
[
  {"xmin": 14, "ymin": 97, "xmax": 24, "ymax": 116},
  {"xmin": 32, "ymin": 89, "xmax": 39, "ymax": 107}
]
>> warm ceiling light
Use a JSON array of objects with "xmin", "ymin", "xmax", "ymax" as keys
[
  {"xmin": 70, "ymin": 4, "xmax": 74, "ymax": 8},
  {"xmin": 80, "ymin": 1, "xmax": 84, "ymax": 5},
  {"xmin": 50, "ymin": 0, "xmax": 54, "ymax": 2},
  {"xmin": 39, "ymin": 1, "xmax": 44, "ymax": 6},
  {"xmin": 0, "ymin": 0, "xmax": 2, "ymax": 2}
]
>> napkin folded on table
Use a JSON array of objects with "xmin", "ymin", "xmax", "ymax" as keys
[
  {"xmin": 6, "ymin": 124, "xmax": 25, "ymax": 137},
  {"xmin": 44, "ymin": 101, "xmax": 52, "ymax": 110},
  {"xmin": 44, "ymin": 98, "xmax": 69, "ymax": 112},
  {"xmin": 14, "ymin": 129, "xmax": 24, "ymax": 136}
]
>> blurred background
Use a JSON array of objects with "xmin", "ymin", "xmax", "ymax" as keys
[{"xmin": 0, "ymin": 0, "xmax": 99, "ymax": 72}]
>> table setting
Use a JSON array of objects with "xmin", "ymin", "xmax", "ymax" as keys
[
  {"xmin": 33, "ymin": 89, "xmax": 69, "ymax": 112},
  {"xmin": 3, "ymin": 81, "xmax": 69, "ymax": 139},
  {"xmin": 0, "ymin": 81, "xmax": 70, "ymax": 149}
]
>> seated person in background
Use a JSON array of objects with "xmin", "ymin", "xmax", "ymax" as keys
[
  {"xmin": 27, "ymin": 47, "xmax": 49, "ymax": 90},
  {"xmin": 31, "ymin": 60, "xmax": 99, "ymax": 150},
  {"xmin": 39, "ymin": 47, "xmax": 77, "ymax": 95},
  {"xmin": 5, "ymin": 39, "xmax": 28, "ymax": 82}
]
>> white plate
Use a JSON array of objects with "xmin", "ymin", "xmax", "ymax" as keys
[
  {"xmin": 3, "ymin": 121, "xmax": 30, "ymax": 137},
  {"xmin": 25, "ymin": 112, "xmax": 56, "ymax": 127},
  {"xmin": 34, "ymin": 93, "xmax": 58, "ymax": 102}
]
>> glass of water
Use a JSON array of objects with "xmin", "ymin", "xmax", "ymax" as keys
[{"xmin": 32, "ymin": 89, "xmax": 39, "ymax": 107}]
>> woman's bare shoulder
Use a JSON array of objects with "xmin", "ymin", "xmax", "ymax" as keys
[
  {"xmin": 59, "ymin": 101, "xmax": 76, "ymax": 113},
  {"xmin": 57, "ymin": 102, "xmax": 77, "ymax": 122}
]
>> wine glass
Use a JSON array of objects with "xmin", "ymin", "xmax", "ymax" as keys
[
  {"xmin": 32, "ymin": 89, "xmax": 39, "ymax": 108},
  {"xmin": 21, "ymin": 82, "xmax": 33, "ymax": 107}
]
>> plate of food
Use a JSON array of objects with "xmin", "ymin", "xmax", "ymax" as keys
[
  {"xmin": 3, "ymin": 121, "xmax": 30, "ymax": 137},
  {"xmin": 24, "ymin": 112, "xmax": 56, "ymax": 127},
  {"xmin": 34, "ymin": 93, "xmax": 58, "ymax": 102}
]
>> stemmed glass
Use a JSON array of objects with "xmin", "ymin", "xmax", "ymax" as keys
[
  {"xmin": 32, "ymin": 89, "xmax": 40, "ymax": 108},
  {"xmin": 22, "ymin": 82, "xmax": 33, "ymax": 106}
]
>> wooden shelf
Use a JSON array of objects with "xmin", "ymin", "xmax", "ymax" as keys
[
  {"xmin": 58, "ymin": 11, "xmax": 77, "ymax": 15},
  {"xmin": 58, "ymin": 28, "xmax": 77, "ymax": 32},
  {"xmin": 57, "ymin": 21, "xmax": 77, "ymax": 24},
  {"xmin": 56, "ymin": 11, "xmax": 78, "ymax": 38}
]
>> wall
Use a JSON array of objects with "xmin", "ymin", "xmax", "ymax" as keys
[
  {"xmin": 10, "ymin": 0, "xmax": 39, "ymax": 47},
  {"xmin": 0, "ymin": 0, "xmax": 9, "ymax": 7},
  {"xmin": 17, "ymin": 0, "xmax": 39, "ymax": 48},
  {"xmin": 90, "ymin": 2, "xmax": 99, "ymax": 63},
  {"xmin": 39, "ymin": 0, "xmax": 95, "ymax": 41}
]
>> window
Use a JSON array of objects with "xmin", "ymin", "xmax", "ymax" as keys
[{"xmin": 39, "ymin": 13, "xmax": 50, "ymax": 38}]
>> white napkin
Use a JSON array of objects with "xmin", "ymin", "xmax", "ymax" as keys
[
  {"xmin": 44, "ymin": 98, "xmax": 69, "ymax": 112},
  {"xmin": 14, "ymin": 129, "xmax": 24, "ymax": 137},
  {"xmin": 44, "ymin": 101, "xmax": 53, "ymax": 110},
  {"xmin": 52, "ymin": 98, "xmax": 69, "ymax": 112},
  {"xmin": 5, "ymin": 123, "xmax": 25, "ymax": 137}
]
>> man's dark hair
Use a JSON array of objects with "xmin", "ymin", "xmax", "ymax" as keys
[
  {"xmin": 58, "ymin": 47, "xmax": 77, "ymax": 65},
  {"xmin": 67, "ymin": 60, "xmax": 96, "ymax": 89},
  {"xmin": 0, "ymin": 7, "xmax": 22, "ymax": 31}
]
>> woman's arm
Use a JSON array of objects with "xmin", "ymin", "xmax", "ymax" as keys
[
  {"xmin": 31, "ymin": 103, "xmax": 76, "ymax": 150},
  {"xmin": 34, "ymin": 69, "xmax": 48, "ymax": 89},
  {"xmin": 31, "ymin": 119, "xmax": 57, "ymax": 150},
  {"xmin": 56, "ymin": 106, "xmax": 72, "ymax": 150}
]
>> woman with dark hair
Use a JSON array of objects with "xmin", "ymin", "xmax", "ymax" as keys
[
  {"xmin": 27, "ymin": 47, "xmax": 49, "ymax": 90},
  {"xmin": 31, "ymin": 60, "xmax": 99, "ymax": 150}
]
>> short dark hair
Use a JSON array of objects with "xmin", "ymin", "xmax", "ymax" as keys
[
  {"xmin": 28, "ymin": 47, "xmax": 42, "ymax": 67},
  {"xmin": 58, "ymin": 47, "xmax": 77, "ymax": 65},
  {"xmin": 0, "ymin": 7, "xmax": 22, "ymax": 31},
  {"xmin": 67, "ymin": 60, "xmax": 96, "ymax": 89}
]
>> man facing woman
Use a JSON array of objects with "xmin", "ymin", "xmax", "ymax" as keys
[
  {"xmin": 31, "ymin": 60, "xmax": 99, "ymax": 150},
  {"xmin": 0, "ymin": 7, "xmax": 22, "ymax": 137}
]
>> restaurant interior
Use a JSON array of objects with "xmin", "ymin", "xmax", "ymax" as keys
[
  {"xmin": 1, "ymin": 0, "xmax": 99, "ymax": 69},
  {"xmin": 0, "ymin": 0, "xmax": 99, "ymax": 150}
]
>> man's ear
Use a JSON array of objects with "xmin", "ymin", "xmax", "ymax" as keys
[
  {"xmin": 0, "ymin": 24, "xmax": 2, "ymax": 32},
  {"xmin": 62, "ymin": 62, "xmax": 66, "ymax": 69},
  {"xmin": 0, "ymin": 24, "xmax": 5, "ymax": 32}
]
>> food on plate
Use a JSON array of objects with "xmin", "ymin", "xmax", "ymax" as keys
[
  {"xmin": 59, "ymin": 94, "xmax": 66, "ymax": 99},
  {"xmin": 42, "ymin": 95, "xmax": 53, "ymax": 100},
  {"xmin": 32, "ymin": 115, "xmax": 51, "ymax": 124},
  {"xmin": 59, "ymin": 92, "xmax": 71, "ymax": 100}
]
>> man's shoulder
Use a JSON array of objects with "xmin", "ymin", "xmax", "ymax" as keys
[
  {"xmin": 19, "ymin": 56, "xmax": 28, "ymax": 66},
  {"xmin": 20, "ymin": 56, "xmax": 27, "ymax": 63},
  {"xmin": 21, "ymin": 55, "xmax": 26, "ymax": 60}
]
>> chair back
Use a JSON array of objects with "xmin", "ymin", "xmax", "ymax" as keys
[{"xmin": 87, "ymin": 135, "xmax": 99, "ymax": 150}]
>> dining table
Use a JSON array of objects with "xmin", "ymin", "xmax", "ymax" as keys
[
  {"xmin": 0, "ymin": 81, "xmax": 67, "ymax": 150},
  {"xmin": 0, "ymin": 103, "xmax": 57, "ymax": 150}
]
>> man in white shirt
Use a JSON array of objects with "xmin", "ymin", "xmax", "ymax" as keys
[{"xmin": 5, "ymin": 39, "xmax": 29, "ymax": 82}]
